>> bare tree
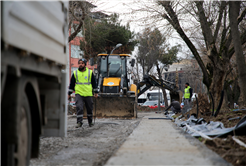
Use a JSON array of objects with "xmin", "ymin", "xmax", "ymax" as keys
[
  {"xmin": 68, "ymin": 1, "xmax": 95, "ymax": 42},
  {"xmin": 137, "ymin": 28, "xmax": 180, "ymax": 106},
  {"xmin": 129, "ymin": 0, "xmax": 246, "ymax": 106}
]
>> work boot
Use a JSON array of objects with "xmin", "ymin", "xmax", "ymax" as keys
[
  {"xmin": 89, "ymin": 123, "xmax": 94, "ymax": 127},
  {"xmin": 76, "ymin": 122, "xmax": 83, "ymax": 128}
]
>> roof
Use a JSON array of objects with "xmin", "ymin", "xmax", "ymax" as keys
[{"xmin": 90, "ymin": 12, "xmax": 109, "ymax": 19}]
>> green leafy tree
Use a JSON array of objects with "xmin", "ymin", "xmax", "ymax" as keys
[{"xmin": 80, "ymin": 14, "xmax": 137, "ymax": 60}]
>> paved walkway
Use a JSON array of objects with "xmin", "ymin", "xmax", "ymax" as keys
[{"xmin": 105, "ymin": 113, "xmax": 230, "ymax": 166}]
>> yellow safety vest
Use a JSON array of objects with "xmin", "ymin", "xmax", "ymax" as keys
[
  {"xmin": 74, "ymin": 68, "xmax": 93, "ymax": 97},
  {"xmin": 184, "ymin": 86, "xmax": 191, "ymax": 99}
]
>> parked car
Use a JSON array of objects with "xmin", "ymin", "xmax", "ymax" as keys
[{"xmin": 142, "ymin": 100, "xmax": 165, "ymax": 109}]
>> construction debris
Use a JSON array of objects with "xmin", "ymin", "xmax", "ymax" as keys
[{"xmin": 67, "ymin": 105, "xmax": 76, "ymax": 115}]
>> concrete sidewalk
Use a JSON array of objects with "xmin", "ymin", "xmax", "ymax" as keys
[{"xmin": 105, "ymin": 113, "xmax": 230, "ymax": 166}]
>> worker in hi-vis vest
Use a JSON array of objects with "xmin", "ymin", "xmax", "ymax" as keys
[
  {"xmin": 184, "ymin": 82, "xmax": 192, "ymax": 106},
  {"xmin": 68, "ymin": 58, "xmax": 98, "ymax": 128}
]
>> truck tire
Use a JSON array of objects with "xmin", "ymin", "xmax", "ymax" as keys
[
  {"xmin": 3, "ymin": 92, "xmax": 32, "ymax": 166},
  {"xmin": 14, "ymin": 92, "xmax": 32, "ymax": 166}
]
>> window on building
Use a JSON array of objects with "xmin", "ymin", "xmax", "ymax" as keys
[
  {"xmin": 71, "ymin": 45, "xmax": 84, "ymax": 58},
  {"xmin": 71, "ymin": 67, "xmax": 78, "ymax": 76}
]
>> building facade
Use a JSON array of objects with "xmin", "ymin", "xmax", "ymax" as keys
[{"xmin": 163, "ymin": 59, "xmax": 205, "ymax": 93}]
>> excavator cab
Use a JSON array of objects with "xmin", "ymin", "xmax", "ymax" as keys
[{"xmin": 97, "ymin": 54, "xmax": 130, "ymax": 95}]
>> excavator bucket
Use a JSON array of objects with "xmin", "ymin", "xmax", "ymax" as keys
[{"xmin": 84, "ymin": 96, "xmax": 137, "ymax": 119}]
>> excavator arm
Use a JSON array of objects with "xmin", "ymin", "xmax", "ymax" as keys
[{"xmin": 137, "ymin": 75, "xmax": 183, "ymax": 103}]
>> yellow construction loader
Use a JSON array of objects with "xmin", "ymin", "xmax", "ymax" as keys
[
  {"xmin": 89, "ymin": 52, "xmax": 182, "ymax": 119},
  {"xmin": 93, "ymin": 53, "xmax": 137, "ymax": 118}
]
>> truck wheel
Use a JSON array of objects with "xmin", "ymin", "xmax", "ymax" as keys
[{"xmin": 14, "ymin": 93, "xmax": 32, "ymax": 166}]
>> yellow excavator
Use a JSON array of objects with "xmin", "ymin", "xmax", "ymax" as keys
[
  {"xmin": 93, "ymin": 53, "xmax": 137, "ymax": 118},
  {"xmin": 88, "ymin": 44, "xmax": 182, "ymax": 118}
]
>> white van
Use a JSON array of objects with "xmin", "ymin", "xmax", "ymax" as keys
[{"xmin": 147, "ymin": 89, "xmax": 170, "ymax": 106}]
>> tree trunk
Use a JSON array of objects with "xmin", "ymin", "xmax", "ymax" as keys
[
  {"xmin": 156, "ymin": 64, "xmax": 168, "ymax": 107},
  {"xmin": 162, "ymin": 88, "xmax": 168, "ymax": 107},
  {"xmin": 209, "ymin": 62, "xmax": 226, "ymax": 109},
  {"xmin": 223, "ymin": 87, "xmax": 229, "ymax": 109},
  {"xmin": 69, "ymin": 23, "xmax": 82, "ymax": 42},
  {"xmin": 229, "ymin": 1, "xmax": 246, "ymax": 105},
  {"xmin": 233, "ymin": 80, "xmax": 240, "ymax": 105}
]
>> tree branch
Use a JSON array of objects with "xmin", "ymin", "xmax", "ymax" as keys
[
  {"xmin": 160, "ymin": 2, "xmax": 211, "ymax": 88},
  {"xmin": 69, "ymin": 22, "xmax": 83, "ymax": 42},
  {"xmin": 214, "ymin": 1, "xmax": 226, "ymax": 40},
  {"xmin": 238, "ymin": 6, "xmax": 246, "ymax": 24},
  {"xmin": 223, "ymin": 5, "xmax": 246, "ymax": 58},
  {"xmin": 68, "ymin": 1, "xmax": 88, "ymax": 42},
  {"xmin": 195, "ymin": 1, "xmax": 214, "ymax": 48},
  {"xmin": 219, "ymin": 9, "xmax": 230, "ymax": 56}
]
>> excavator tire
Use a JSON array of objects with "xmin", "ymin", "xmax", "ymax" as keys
[{"xmin": 84, "ymin": 96, "xmax": 137, "ymax": 119}]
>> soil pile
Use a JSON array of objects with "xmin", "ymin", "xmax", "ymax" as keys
[
  {"xmin": 209, "ymin": 110, "xmax": 246, "ymax": 128},
  {"xmin": 203, "ymin": 136, "xmax": 246, "ymax": 166}
]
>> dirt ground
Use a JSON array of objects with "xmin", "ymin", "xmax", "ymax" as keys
[
  {"xmin": 202, "ymin": 136, "xmax": 246, "ymax": 166},
  {"xmin": 30, "ymin": 113, "xmax": 147, "ymax": 166},
  {"xmin": 200, "ymin": 109, "xmax": 246, "ymax": 166}
]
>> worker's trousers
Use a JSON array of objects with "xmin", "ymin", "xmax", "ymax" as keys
[
  {"xmin": 184, "ymin": 98, "xmax": 190, "ymax": 106},
  {"xmin": 75, "ymin": 94, "xmax": 93, "ymax": 124}
]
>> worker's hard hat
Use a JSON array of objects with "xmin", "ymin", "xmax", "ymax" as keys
[{"xmin": 78, "ymin": 58, "xmax": 87, "ymax": 65}]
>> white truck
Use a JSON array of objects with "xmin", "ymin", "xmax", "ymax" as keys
[{"xmin": 1, "ymin": 1, "xmax": 68, "ymax": 165}]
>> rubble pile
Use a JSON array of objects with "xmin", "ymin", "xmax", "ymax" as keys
[
  {"xmin": 166, "ymin": 97, "xmax": 246, "ymax": 166},
  {"xmin": 67, "ymin": 105, "xmax": 76, "ymax": 115}
]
